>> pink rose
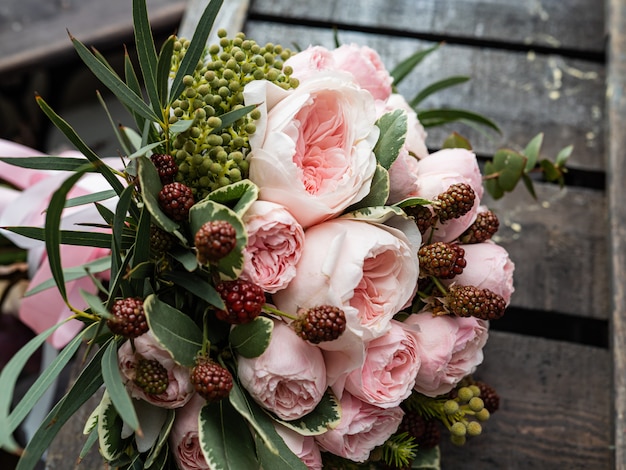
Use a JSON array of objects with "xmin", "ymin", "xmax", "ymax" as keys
[
  {"xmin": 283, "ymin": 46, "xmax": 335, "ymax": 82},
  {"xmin": 237, "ymin": 320, "xmax": 327, "ymax": 421},
  {"xmin": 275, "ymin": 424, "xmax": 323, "ymax": 470},
  {"xmin": 415, "ymin": 148, "xmax": 484, "ymax": 242},
  {"xmin": 315, "ymin": 392, "xmax": 404, "ymax": 463},
  {"xmin": 404, "ymin": 313, "xmax": 489, "ymax": 397},
  {"xmin": 331, "ymin": 44, "xmax": 393, "ymax": 101},
  {"xmin": 445, "ymin": 241, "xmax": 515, "ymax": 305},
  {"xmin": 387, "ymin": 149, "xmax": 420, "ymax": 204},
  {"xmin": 342, "ymin": 320, "xmax": 420, "ymax": 408},
  {"xmin": 170, "ymin": 394, "xmax": 211, "ymax": 470},
  {"xmin": 118, "ymin": 332, "xmax": 194, "ymax": 408},
  {"xmin": 240, "ymin": 200, "xmax": 304, "ymax": 293},
  {"xmin": 245, "ymin": 74, "xmax": 379, "ymax": 228}
]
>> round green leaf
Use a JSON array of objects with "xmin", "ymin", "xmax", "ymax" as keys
[{"xmin": 229, "ymin": 316, "xmax": 274, "ymax": 358}]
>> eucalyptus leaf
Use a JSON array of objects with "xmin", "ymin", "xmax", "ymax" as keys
[
  {"xmin": 493, "ymin": 149, "xmax": 526, "ymax": 191},
  {"xmin": 555, "ymin": 144, "xmax": 574, "ymax": 167},
  {"xmin": 274, "ymin": 390, "xmax": 341, "ymax": 436},
  {"xmin": 229, "ymin": 316, "xmax": 273, "ymax": 358},
  {"xmin": 199, "ymin": 401, "xmax": 259, "ymax": 470},
  {"xmin": 102, "ymin": 341, "xmax": 141, "ymax": 432},
  {"xmin": 521, "ymin": 173, "xmax": 538, "ymax": 200},
  {"xmin": 484, "ymin": 161, "xmax": 504, "ymax": 200},
  {"xmin": 144, "ymin": 294, "xmax": 203, "ymax": 367},
  {"xmin": 374, "ymin": 109, "xmax": 407, "ymax": 170},
  {"xmin": 523, "ymin": 132, "xmax": 544, "ymax": 172}
]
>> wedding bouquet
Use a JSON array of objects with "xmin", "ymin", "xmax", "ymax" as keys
[{"xmin": 0, "ymin": 0, "xmax": 571, "ymax": 469}]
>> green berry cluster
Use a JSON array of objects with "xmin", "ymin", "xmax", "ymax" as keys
[{"xmin": 168, "ymin": 29, "xmax": 299, "ymax": 199}]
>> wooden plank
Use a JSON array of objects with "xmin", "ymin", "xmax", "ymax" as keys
[
  {"xmin": 606, "ymin": 0, "xmax": 626, "ymax": 468},
  {"xmin": 244, "ymin": 22, "xmax": 605, "ymax": 171},
  {"xmin": 439, "ymin": 331, "xmax": 611, "ymax": 469},
  {"xmin": 250, "ymin": 0, "xmax": 605, "ymax": 54},
  {"xmin": 0, "ymin": 0, "xmax": 187, "ymax": 76}
]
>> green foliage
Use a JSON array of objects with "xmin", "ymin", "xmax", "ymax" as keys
[{"xmin": 229, "ymin": 316, "xmax": 274, "ymax": 358}]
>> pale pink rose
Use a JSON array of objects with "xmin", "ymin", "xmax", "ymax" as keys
[
  {"xmin": 240, "ymin": 200, "xmax": 304, "ymax": 293},
  {"xmin": 275, "ymin": 424, "xmax": 323, "ymax": 470},
  {"xmin": 387, "ymin": 148, "xmax": 420, "ymax": 204},
  {"xmin": 283, "ymin": 46, "xmax": 335, "ymax": 82},
  {"xmin": 237, "ymin": 320, "xmax": 327, "ymax": 420},
  {"xmin": 382, "ymin": 94, "xmax": 429, "ymax": 160},
  {"xmin": 170, "ymin": 394, "xmax": 211, "ymax": 470},
  {"xmin": 415, "ymin": 148, "xmax": 484, "ymax": 242},
  {"xmin": 404, "ymin": 313, "xmax": 489, "ymax": 397},
  {"xmin": 245, "ymin": 74, "xmax": 379, "ymax": 228},
  {"xmin": 445, "ymin": 240, "xmax": 515, "ymax": 305},
  {"xmin": 118, "ymin": 332, "xmax": 194, "ymax": 409},
  {"xmin": 0, "ymin": 138, "xmax": 46, "ymax": 189},
  {"xmin": 331, "ymin": 44, "xmax": 393, "ymax": 101},
  {"xmin": 343, "ymin": 320, "xmax": 421, "ymax": 408},
  {"xmin": 315, "ymin": 392, "xmax": 404, "ymax": 463}
]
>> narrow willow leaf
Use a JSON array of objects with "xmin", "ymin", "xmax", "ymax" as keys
[
  {"xmin": 390, "ymin": 43, "xmax": 440, "ymax": 86},
  {"xmin": 199, "ymin": 401, "xmax": 258, "ymax": 470},
  {"xmin": 169, "ymin": 119, "xmax": 195, "ymax": 134},
  {"xmin": 81, "ymin": 289, "xmax": 111, "ymax": 318},
  {"xmin": 522, "ymin": 132, "xmax": 544, "ymax": 172},
  {"xmin": 95, "ymin": 201, "xmax": 116, "ymax": 225},
  {"xmin": 156, "ymin": 35, "xmax": 176, "ymax": 105},
  {"xmin": 124, "ymin": 51, "xmax": 147, "ymax": 131},
  {"xmin": 8, "ymin": 324, "xmax": 93, "ymax": 431},
  {"xmin": 345, "ymin": 164, "xmax": 390, "ymax": 212},
  {"xmin": 213, "ymin": 104, "xmax": 257, "ymax": 133},
  {"xmin": 66, "ymin": 189, "xmax": 117, "ymax": 208},
  {"xmin": 417, "ymin": 108, "xmax": 500, "ymax": 133},
  {"xmin": 189, "ymin": 200, "xmax": 247, "ymax": 280},
  {"xmin": 411, "ymin": 445, "xmax": 441, "ymax": 469},
  {"xmin": 3, "ymin": 227, "xmax": 113, "ymax": 248},
  {"xmin": 275, "ymin": 390, "xmax": 341, "ymax": 436},
  {"xmin": 373, "ymin": 109, "xmax": 407, "ymax": 170},
  {"xmin": 131, "ymin": 206, "xmax": 152, "ymax": 296},
  {"xmin": 0, "ymin": 322, "xmax": 65, "ymax": 452},
  {"xmin": 409, "ymin": 75, "xmax": 470, "ymax": 108},
  {"xmin": 96, "ymin": 90, "xmax": 131, "ymax": 156},
  {"xmin": 113, "ymin": 184, "xmax": 135, "ymax": 249},
  {"xmin": 0, "ymin": 156, "xmax": 91, "ymax": 171},
  {"xmin": 132, "ymin": 0, "xmax": 161, "ymax": 117},
  {"xmin": 170, "ymin": 0, "xmax": 224, "ymax": 104},
  {"xmin": 70, "ymin": 35, "xmax": 159, "ymax": 122},
  {"xmin": 16, "ymin": 340, "xmax": 107, "ymax": 470},
  {"xmin": 79, "ymin": 426, "xmax": 99, "ymax": 461},
  {"xmin": 36, "ymin": 96, "xmax": 126, "ymax": 195},
  {"xmin": 254, "ymin": 432, "xmax": 308, "ymax": 470},
  {"xmin": 144, "ymin": 294, "xmax": 203, "ymax": 367},
  {"xmin": 229, "ymin": 316, "xmax": 273, "ymax": 358},
  {"xmin": 98, "ymin": 390, "xmax": 127, "ymax": 461},
  {"xmin": 102, "ymin": 341, "xmax": 140, "ymax": 432},
  {"xmin": 25, "ymin": 256, "xmax": 111, "ymax": 296},
  {"xmin": 137, "ymin": 155, "xmax": 179, "ymax": 232},
  {"xmin": 163, "ymin": 270, "xmax": 225, "ymax": 310}
]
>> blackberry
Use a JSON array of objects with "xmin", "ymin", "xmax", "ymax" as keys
[
  {"xmin": 134, "ymin": 358, "xmax": 169, "ymax": 395},
  {"xmin": 215, "ymin": 279, "xmax": 265, "ymax": 324},
  {"xmin": 460, "ymin": 210, "xmax": 500, "ymax": 244},
  {"xmin": 433, "ymin": 183, "xmax": 476, "ymax": 222},
  {"xmin": 475, "ymin": 381, "xmax": 500, "ymax": 413},
  {"xmin": 446, "ymin": 285, "xmax": 506, "ymax": 320},
  {"xmin": 107, "ymin": 297, "xmax": 148, "ymax": 338},
  {"xmin": 398, "ymin": 410, "xmax": 441, "ymax": 449},
  {"xmin": 195, "ymin": 220, "xmax": 237, "ymax": 264},
  {"xmin": 418, "ymin": 242, "xmax": 467, "ymax": 279},
  {"xmin": 190, "ymin": 357, "xmax": 233, "ymax": 402},
  {"xmin": 403, "ymin": 204, "xmax": 435, "ymax": 235},
  {"xmin": 158, "ymin": 182, "xmax": 195, "ymax": 221},
  {"xmin": 150, "ymin": 153, "xmax": 178, "ymax": 185},
  {"xmin": 150, "ymin": 225, "xmax": 176, "ymax": 255},
  {"xmin": 292, "ymin": 305, "xmax": 347, "ymax": 343}
]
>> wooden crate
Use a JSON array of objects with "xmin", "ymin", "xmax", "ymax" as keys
[{"xmin": 0, "ymin": 0, "xmax": 621, "ymax": 468}]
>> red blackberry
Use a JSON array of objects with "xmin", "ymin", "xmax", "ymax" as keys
[
  {"xmin": 475, "ymin": 381, "xmax": 500, "ymax": 413},
  {"xmin": 418, "ymin": 242, "xmax": 467, "ymax": 279},
  {"xmin": 292, "ymin": 305, "xmax": 347, "ymax": 343},
  {"xmin": 215, "ymin": 279, "xmax": 265, "ymax": 324},
  {"xmin": 134, "ymin": 358, "xmax": 169, "ymax": 395},
  {"xmin": 158, "ymin": 182, "xmax": 195, "ymax": 222},
  {"xmin": 446, "ymin": 285, "xmax": 506, "ymax": 320},
  {"xmin": 107, "ymin": 297, "xmax": 148, "ymax": 338},
  {"xmin": 195, "ymin": 220, "xmax": 237, "ymax": 264},
  {"xmin": 190, "ymin": 357, "xmax": 233, "ymax": 402},
  {"xmin": 433, "ymin": 183, "xmax": 476, "ymax": 222},
  {"xmin": 398, "ymin": 410, "xmax": 441, "ymax": 449},
  {"xmin": 403, "ymin": 204, "xmax": 435, "ymax": 235},
  {"xmin": 460, "ymin": 209, "xmax": 500, "ymax": 244},
  {"xmin": 150, "ymin": 153, "xmax": 178, "ymax": 185},
  {"xmin": 150, "ymin": 225, "xmax": 176, "ymax": 255}
]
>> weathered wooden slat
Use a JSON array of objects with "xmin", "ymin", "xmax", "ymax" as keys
[
  {"xmin": 249, "ymin": 0, "xmax": 605, "ymax": 54},
  {"xmin": 440, "ymin": 331, "xmax": 611, "ymax": 469},
  {"xmin": 244, "ymin": 22, "xmax": 606, "ymax": 172},
  {"xmin": 606, "ymin": 0, "xmax": 626, "ymax": 468},
  {"xmin": 0, "ymin": 0, "xmax": 187, "ymax": 76}
]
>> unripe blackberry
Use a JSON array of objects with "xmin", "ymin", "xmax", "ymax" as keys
[
  {"xmin": 150, "ymin": 225, "xmax": 176, "ymax": 255},
  {"xmin": 475, "ymin": 381, "xmax": 500, "ymax": 412},
  {"xmin": 460, "ymin": 209, "xmax": 500, "ymax": 244},
  {"xmin": 195, "ymin": 220, "xmax": 237, "ymax": 264},
  {"xmin": 190, "ymin": 357, "xmax": 233, "ymax": 401},
  {"xmin": 292, "ymin": 305, "xmax": 347, "ymax": 344},
  {"xmin": 398, "ymin": 411, "xmax": 441, "ymax": 449},
  {"xmin": 433, "ymin": 183, "xmax": 476, "ymax": 222},
  {"xmin": 418, "ymin": 242, "xmax": 467, "ymax": 279},
  {"xmin": 107, "ymin": 297, "xmax": 148, "ymax": 338},
  {"xmin": 447, "ymin": 285, "xmax": 506, "ymax": 320},
  {"xmin": 403, "ymin": 204, "xmax": 435, "ymax": 235},
  {"xmin": 215, "ymin": 279, "xmax": 265, "ymax": 324},
  {"xmin": 134, "ymin": 358, "xmax": 169, "ymax": 395},
  {"xmin": 158, "ymin": 182, "xmax": 195, "ymax": 221},
  {"xmin": 150, "ymin": 153, "xmax": 178, "ymax": 185}
]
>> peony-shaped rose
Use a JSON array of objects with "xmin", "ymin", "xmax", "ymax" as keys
[
  {"xmin": 275, "ymin": 423, "xmax": 323, "ymax": 470},
  {"xmin": 331, "ymin": 44, "xmax": 393, "ymax": 101},
  {"xmin": 170, "ymin": 394, "xmax": 211, "ymax": 470},
  {"xmin": 315, "ymin": 391, "xmax": 404, "ymax": 463},
  {"xmin": 283, "ymin": 45, "xmax": 335, "ymax": 82},
  {"xmin": 118, "ymin": 332, "xmax": 194, "ymax": 408},
  {"xmin": 342, "ymin": 320, "xmax": 421, "ymax": 408},
  {"xmin": 237, "ymin": 320, "xmax": 327, "ymax": 421},
  {"xmin": 415, "ymin": 148, "xmax": 483, "ymax": 242},
  {"xmin": 444, "ymin": 240, "xmax": 515, "ymax": 305},
  {"xmin": 404, "ymin": 312, "xmax": 489, "ymax": 397},
  {"xmin": 387, "ymin": 149, "xmax": 421, "ymax": 204},
  {"xmin": 245, "ymin": 74, "xmax": 379, "ymax": 228},
  {"xmin": 239, "ymin": 200, "xmax": 304, "ymax": 293}
]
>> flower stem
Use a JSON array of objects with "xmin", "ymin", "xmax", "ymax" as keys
[{"xmin": 262, "ymin": 304, "xmax": 297, "ymax": 321}]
